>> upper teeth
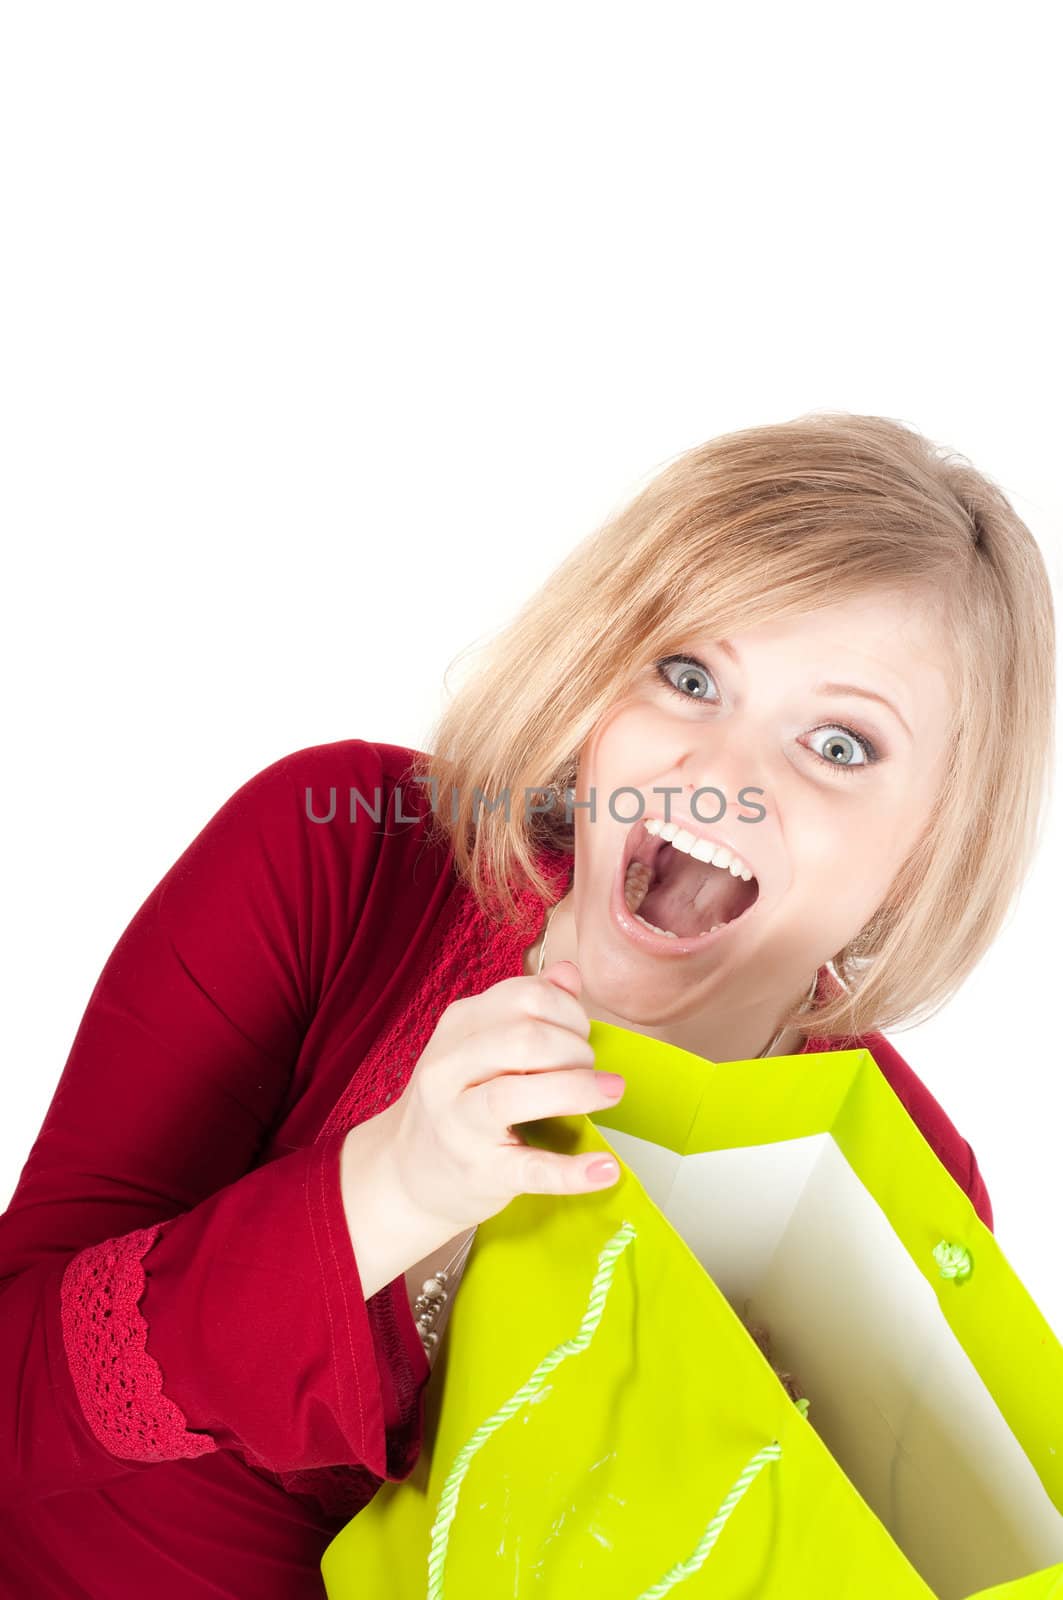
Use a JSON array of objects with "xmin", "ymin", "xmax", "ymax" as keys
[{"xmin": 643, "ymin": 818, "xmax": 754, "ymax": 880}]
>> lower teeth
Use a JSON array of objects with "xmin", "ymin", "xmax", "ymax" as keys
[{"xmin": 632, "ymin": 911, "xmax": 725, "ymax": 938}]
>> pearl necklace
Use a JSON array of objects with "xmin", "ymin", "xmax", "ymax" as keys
[{"xmin": 414, "ymin": 1226, "xmax": 478, "ymax": 1359}]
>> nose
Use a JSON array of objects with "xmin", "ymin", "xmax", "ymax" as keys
[{"xmin": 680, "ymin": 727, "xmax": 773, "ymax": 826}]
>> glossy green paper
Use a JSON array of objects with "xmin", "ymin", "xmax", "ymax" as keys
[{"xmin": 321, "ymin": 1021, "xmax": 1063, "ymax": 1599}]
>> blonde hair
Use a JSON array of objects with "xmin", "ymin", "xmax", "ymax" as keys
[{"xmin": 411, "ymin": 412, "xmax": 1056, "ymax": 1041}]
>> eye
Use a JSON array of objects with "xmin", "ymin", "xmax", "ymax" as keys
[
  {"xmin": 804, "ymin": 725, "xmax": 880, "ymax": 776},
  {"xmin": 653, "ymin": 655, "xmax": 882, "ymax": 778},
  {"xmin": 654, "ymin": 655, "xmax": 720, "ymax": 702}
]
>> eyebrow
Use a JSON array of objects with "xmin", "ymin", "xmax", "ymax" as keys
[
  {"xmin": 814, "ymin": 682, "xmax": 913, "ymax": 740},
  {"xmin": 715, "ymin": 639, "xmax": 913, "ymax": 740}
]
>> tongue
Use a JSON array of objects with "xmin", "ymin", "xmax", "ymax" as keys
[{"xmin": 637, "ymin": 845, "xmax": 747, "ymax": 936}]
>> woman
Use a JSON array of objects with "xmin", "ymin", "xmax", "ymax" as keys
[{"xmin": 0, "ymin": 413, "xmax": 1052, "ymax": 1597}]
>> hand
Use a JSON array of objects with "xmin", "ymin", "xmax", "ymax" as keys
[{"xmin": 384, "ymin": 960, "xmax": 625, "ymax": 1235}]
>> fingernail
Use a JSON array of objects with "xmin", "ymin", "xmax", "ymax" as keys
[
  {"xmin": 599, "ymin": 1074, "xmax": 625, "ymax": 1100},
  {"xmin": 587, "ymin": 1157, "xmax": 619, "ymax": 1185}
]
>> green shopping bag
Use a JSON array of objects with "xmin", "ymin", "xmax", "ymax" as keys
[{"xmin": 320, "ymin": 1021, "xmax": 1063, "ymax": 1599}]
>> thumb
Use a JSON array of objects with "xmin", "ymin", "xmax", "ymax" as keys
[{"xmin": 540, "ymin": 958, "xmax": 582, "ymax": 997}]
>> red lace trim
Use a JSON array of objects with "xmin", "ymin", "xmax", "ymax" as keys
[{"xmin": 60, "ymin": 1223, "xmax": 219, "ymax": 1463}]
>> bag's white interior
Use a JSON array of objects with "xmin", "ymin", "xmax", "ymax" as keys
[{"xmin": 596, "ymin": 1125, "xmax": 1063, "ymax": 1600}]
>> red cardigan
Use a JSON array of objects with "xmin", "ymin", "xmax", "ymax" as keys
[{"xmin": 0, "ymin": 739, "xmax": 994, "ymax": 1598}]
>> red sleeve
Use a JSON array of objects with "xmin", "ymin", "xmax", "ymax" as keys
[
  {"xmin": 0, "ymin": 742, "xmax": 420, "ymax": 1507},
  {"xmin": 861, "ymin": 1031, "xmax": 995, "ymax": 1233}
]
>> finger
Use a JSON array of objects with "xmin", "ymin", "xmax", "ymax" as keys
[
  {"xmin": 468, "ymin": 1065, "xmax": 624, "ymax": 1139},
  {"xmin": 539, "ymin": 959, "xmax": 583, "ymax": 1001},
  {"xmin": 449, "ymin": 1015, "xmax": 597, "ymax": 1094},
  {"xmin": 443, "ymin": 970, "xmax": 591, "ymax": 1045},
  {"xmin": 511, "ymin": 970, "xmax": 591, "ymax": 1038},
  {"xmin": 502, "ymin": 1140, "xmax": 620, "ymax": 1197}
]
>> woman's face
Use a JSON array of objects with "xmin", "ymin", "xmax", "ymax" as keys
[{"xmin": 568, "ymin": 587, "xmax": 955, "ymax": 1025}]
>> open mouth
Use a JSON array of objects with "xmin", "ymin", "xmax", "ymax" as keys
[{"xmin": 613, "ymin": 818, "xmax": 761, "ymax": 949}]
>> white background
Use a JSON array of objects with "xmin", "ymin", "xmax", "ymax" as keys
[{"xmin": 2, "ymin": 7, "xmax": 1061, "ymax": 1333}]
